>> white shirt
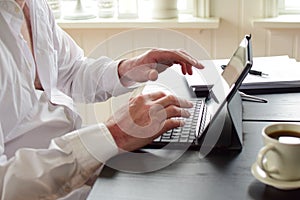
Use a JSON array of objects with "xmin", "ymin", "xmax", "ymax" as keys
[{"xmin": 0, "ymin": 0, "xmax": 130, "ymax": 199}]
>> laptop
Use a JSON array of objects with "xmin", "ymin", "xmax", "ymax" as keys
[{"xmin": 145, "ymin": 34, "xmax": 253, "ymax": 150}]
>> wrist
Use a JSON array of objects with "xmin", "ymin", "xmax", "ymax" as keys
[
  {"xmin": 106, "ymin": 121, "xmax": 125, "ymax": 151},
  {"xmin": 118, "ymin": 59, "xmax": 135, "ymax": 87},
  {"xmin": 105, "ymin": 120, "xmax": 137, "ymax": 153},
  {"xmin": 117, "ymin": 59, "xmax": 127, "ymax": 78}
]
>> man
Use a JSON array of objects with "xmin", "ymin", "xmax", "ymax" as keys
[{"xmin": 0, "ymin": 0, "xmax": 204, "ymax": 199}]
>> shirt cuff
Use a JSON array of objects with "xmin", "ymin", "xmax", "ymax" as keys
[
  {"xmin": 77, "ymin": 123, "xmax": 119, "ymax": 163},
  {"xmin": 102, "ymin": 60, "xmax": 133, "ymax": 95}
]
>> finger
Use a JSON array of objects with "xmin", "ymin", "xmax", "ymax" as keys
[
  {"xmin": 145, "ymin": 91, "xmax": 167, "ymax": 101},
  {"xmin": 178, "ymin": 62, "xmax": 187, "ymax": 75},
  {"xmin": 152, "ymin": 48, "xmax": 203, "ymax": 70},
  {"xmin": 177, "ymin": 59, "xmax": 202, "ymax": 75},
  {"xmin": 176, "ymin": 59, "xmax": 198, "ymax": 75},
  {"xmin": 173, "ymin": 50, "xmax": 204, "ymax": 70},
  {"xmin": 177, "ymin": 49, "xmax": 205, "ymax": 69},
  {"xmin": 148, "ymin": 69, "xmax": 159, "ymax": 81},
  {"xmin": 154, "ymin": 95, "xmax": 194, "ymax": 109},
  {"xmin": 152, "ymin": 119, "xmax": 185, "ymax": 139},
  {"xmin": 157, "ymin": 106, "xmax": 191, "ymax": 120},
  {"xmin": 185, "ymin": 64, "xmax": 194, "ymax": 75},
  {"xmin": 178, "ymin": 62, "xmax": 194, "ymax": 75}
]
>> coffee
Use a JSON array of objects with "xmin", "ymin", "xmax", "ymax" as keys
[
  {"xmin": 269, "ymin": 130, "xmax": 300, "ymax": 144},
  {"xmin": 256, "ymin": 123, "xmax": 300, "ymax": 181}
]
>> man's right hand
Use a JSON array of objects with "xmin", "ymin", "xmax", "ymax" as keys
[{"xmin": 105, "ymin": 91, "xmax": 193, "ymax": 152}]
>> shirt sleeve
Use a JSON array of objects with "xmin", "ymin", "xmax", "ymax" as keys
[
  {"xmin": 0, "ymin": 123, "xmax": 118, "ymax": 200},
  {"xmin": 51, "ymin": 21, "xmax": 132, "ymax": 103},
  {"xmin": 76, "ymin": 123, "xmax": 119, "ymax": 163}
]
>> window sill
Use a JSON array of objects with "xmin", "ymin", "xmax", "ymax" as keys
[
  {"xmin": 56, "ymin": 14, "xmax": 220, "ymax": 29},
  {"xmin": 252, "ymin": 15, "xmax": 300, "ymax": 29}
]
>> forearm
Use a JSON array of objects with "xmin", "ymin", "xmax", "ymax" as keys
[{"xmin": 65, "ymin": 57, "xmax": 132, "ymax": 103}]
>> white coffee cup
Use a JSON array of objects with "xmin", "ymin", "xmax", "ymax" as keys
[{"xmin": 256, "ymin": 123, "xmax": 300, "ymax": 181}]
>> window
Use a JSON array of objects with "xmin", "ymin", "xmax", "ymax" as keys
[
  {"xmin": 177, "ymin": 0, "xmax": 194, "ymax": 14},
  {"xmin": 52, "ymin": 0, "xmax": 201, "ymax": 20},
  {"xmin": 278, "ymin": 0, "xmax": 300, "ymax": 14},
  {"xmin": 138, "ymin": 0, "xmax": 195, "ymax": 19}
]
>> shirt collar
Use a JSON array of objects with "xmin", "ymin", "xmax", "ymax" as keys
[{"xmin": 0, "ymin": 0, "xmax": 24, "ymax": 36}]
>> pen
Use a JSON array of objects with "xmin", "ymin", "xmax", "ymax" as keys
[
  {"xmin": 220, "ymin": 65, "xmax": 268, "ymax": 77},
  {"xmin": 249, "ymin": 69, "xmax": 268, "ymax": 76},
  {"xmin": 239, "ymin": 92, "xmax": 268, "ymax": 103}
]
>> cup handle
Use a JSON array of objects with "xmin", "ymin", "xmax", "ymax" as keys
[{"xmin": 256, "ymin": 144, "xmax": 279, "ymax": 175}]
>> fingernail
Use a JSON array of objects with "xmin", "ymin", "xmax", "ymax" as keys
[
  {"xmin": 181, "ymin": 109, "xmax": 190, "ymax": 117},
  {"xmin": 188, "ymin": 101, "xmax": 194, "ymax": 107},
  {"xmin": 186, "ymin": 110, "xmax": 191, "ymax": 117},
  {"xmin": 180, "ymin": 120, "xmax": 185, "ymax": 127}
]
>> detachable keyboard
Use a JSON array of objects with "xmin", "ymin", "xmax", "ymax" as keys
[{"xmin": 150, "ymin": 99, "xmax": 208, "ymax": 147}]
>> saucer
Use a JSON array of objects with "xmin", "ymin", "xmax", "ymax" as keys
[{"xmin": 251, "ymin": 162, "xmax": 300, "ymax": 190}]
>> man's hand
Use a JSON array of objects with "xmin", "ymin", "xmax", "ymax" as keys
[
  {"xmin": 118, "ymin": 48, "xmax": 204, "ymax": 86},
  {"xmin": 105, "ymin": 92, "xmax": 193, "ymax": 152}
]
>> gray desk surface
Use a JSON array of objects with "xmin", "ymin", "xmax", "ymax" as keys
[
  {"xmin": 243, "ymin": 92, "xmax": 300, "ymax": 122},
  {"xmin": 88, "ymin": 92, "xmax": 300, "ymax": 200}
]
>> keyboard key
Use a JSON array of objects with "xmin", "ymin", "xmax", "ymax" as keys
[{"xmin": 154, "ymin": 99, "xmax": 206, "ymax": 144}]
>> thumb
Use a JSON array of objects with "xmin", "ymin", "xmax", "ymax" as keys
[{"xmin": 148, "ymin": 69, "xmax": 159, "ymax": 81}]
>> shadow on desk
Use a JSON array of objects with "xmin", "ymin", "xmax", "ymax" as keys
[
  {"xmin": 248, "ymin": 181, "xmax": 300, "ymax": 200},
  {"xmin": 102, "ymin": 149, "xmax": 242, "ymax": 178},
  {"xmin": 202, "ymin": 149, "xmax": 241, "ymax": 171},
  {"xmin": 100, "ymin": 166, "xmax": 117, "ymax": 178}
]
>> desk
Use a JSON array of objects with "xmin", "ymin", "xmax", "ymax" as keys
[
  {"xmin": 88, "ymin": 92, "xmax": 300, "ymax": 200},
  {"xmin": 243, "ymin": 92, "xmax": 300, "ymax": 122}
]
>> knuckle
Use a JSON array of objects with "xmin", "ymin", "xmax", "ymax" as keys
[
  {"xmin": 156, "ymin": 91, "xmax": 166, "ymax": 97},
  {"xmin": 168, "ymin": 119, "xmax": 181, "ymax": 129},
  {"xmin": 166, "ymin": 95, "xmax": 177, "ymax": 103},
  {"xmin": 148, "ymin": 48, "xmax": 159, "ymax": 55},
  {"xmin": 150, "ymin": 103, "xmax": 161, "ymax": 112},
  {"xmin": 135, "ymin": 94, "xmax": 145, "ymax": 102},
  {"xmin": 167, "ymin": 105, "xmax": 180, "ymax": 116}
]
